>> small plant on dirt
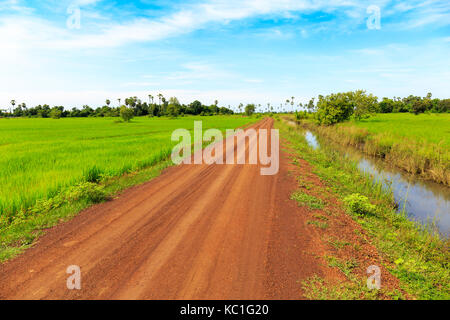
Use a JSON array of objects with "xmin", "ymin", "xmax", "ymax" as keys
[
  {"xmin": 313, "ymin": 214, "xmax": 329, "ymax": 221},
  {"xmin": 343, "ymin": 193, "xmax": 376, "ymax": 215},
  {"xmin": 328, "ymin": 237, "xmax": 351, "ymax": 250},
  {"xmin": 307, "ymin": 220, "xmax": 328, "ymax": 229},
  {"xmin": 296, "ymin": 176, "xmax": 313, "ymax": 190},
  {"xmin": 291, "ymin": 191, "xmax": 324, "ymax": 210},
  {"xmin": 326, "ymin": 255, "xmax": 359, "ymax": 278},
  {"xmin": 301, "ymin": 275, "xmax": 397, "ymax": 300}
]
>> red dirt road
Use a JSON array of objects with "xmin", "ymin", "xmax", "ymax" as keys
[{"xmin": 0, "ymin": 118, "xmax": 341, "ymax": 299}]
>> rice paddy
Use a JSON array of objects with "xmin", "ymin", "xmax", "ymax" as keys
[
  {"xmin": 0, "ymin": 116, "xmax": 257, "ymax": 219},
  {"xmin": 302, "ymin": 113, "xmax": 450, "ymax": 185}
]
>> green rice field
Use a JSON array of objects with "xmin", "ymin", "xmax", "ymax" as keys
[
  {"xmin": 0, "ymin": 116, "xmax": 257, "ymax": 218},
  {"xmin": 342, "ymin": 113, "xmax": 450, "ymax": 147}
]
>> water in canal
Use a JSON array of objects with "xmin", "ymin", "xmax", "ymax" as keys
[{"xmin": 303, "ymin": 129, "xmax": 450, "ymax": 237}]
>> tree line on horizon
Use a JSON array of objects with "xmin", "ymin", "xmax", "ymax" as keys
[
  {"xmin": 0, "ymin": 95, "xmax": 236, "ymax": 119},
  {"xmin": 1, "ymin": 91, "xmax": 448, "ymax": 120}
]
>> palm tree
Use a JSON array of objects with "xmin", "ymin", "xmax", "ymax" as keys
[
  {"xmin": 10, "ymin": 99, "xmax": 15, "ymax": 114},
  {"xmin": 157, "ymin": 94, "xmax": 161, "ymax": 105},
  {"xmin": 106, "ymin": 99, "xmax": 111, "ymax": 107},
  {"xmin": 117, "ymin": 98, "xmax": 121, "ymax": 106},
  {"xmin": 149, "ymin": 94, "xmax": 154, "ymax": 104}
]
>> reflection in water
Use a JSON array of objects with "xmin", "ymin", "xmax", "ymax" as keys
[{"xmin": 303, "ymin": 130, "xmax": 450, "ymax": 237}]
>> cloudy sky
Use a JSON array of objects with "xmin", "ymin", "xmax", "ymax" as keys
[{"xmin": 0, "ymin": 0, "xmax": 449, "ymax": 109}]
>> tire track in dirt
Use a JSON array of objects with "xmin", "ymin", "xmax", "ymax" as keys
[{"xmin": 0, "ymin": 118, "xmax": 354, "ymax": 299}]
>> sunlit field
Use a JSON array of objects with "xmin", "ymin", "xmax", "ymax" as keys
[
  {"xmin": 343, "ymin": 113, "xmax": 450, "ymax": 147},
  {"xmin": 0, "ymin": 116, "xmax": 257, "ymax": 218},
  {"xmin": 303, "ymin": 113, "xmax": 450, "ymax": 185}
]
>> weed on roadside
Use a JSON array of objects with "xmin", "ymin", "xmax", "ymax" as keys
[{"xmin": 290, "ymin": 190, "xmax": 324, "ymax": 210}]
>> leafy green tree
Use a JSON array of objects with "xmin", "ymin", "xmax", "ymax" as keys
[
  {"xmin": 245, "ymin": 104, "xmax": 256, "ymax": 116},
  {"xmin": 189, "ymin": 100, "xmax": 203, "ymax": 115},
  {"xmin": 50, "ymin": 108, "xmax": 62, "ymax": 119},
  {"xmin": 436, "ymin": 99, "xmax": 450, "ymax": 113},
  {"xmin": 167, "ymin": 97, "xmax": 181, "ymax": 117},
  {"xmin": 120, "ymin": 105, "xmax": 134, "ymax": 122},
  {"xmin": 315, "ymin": 93, "xmax": 354, "ymax": 125},
  {"xmin": 349, "ymin": 90, "xmax": 378, "ymax": 120},
  {"xmin": 379, "ymin": 97, "xmax": 394, "ymax": 113},
  {"xmin": 411, "ymin": 99, "xmax": 427, "ymax": 115}
]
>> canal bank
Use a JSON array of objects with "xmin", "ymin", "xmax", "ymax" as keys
[
  {"xmin": 277, "ymin": 118, "xmax": 449, "ymax": 299},
  {"xmin": 301, "ymin": 127, "xmax": 450, "ymax": 237}
]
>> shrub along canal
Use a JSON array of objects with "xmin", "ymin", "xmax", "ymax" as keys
[{"xmin": 302, "ymin": 127, "xmax": 450, "ymax": 237}]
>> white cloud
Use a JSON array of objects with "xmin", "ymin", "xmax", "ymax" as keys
[{"xmin": 0, "ymin": 0, "xmax": 362, "ymax": 50}]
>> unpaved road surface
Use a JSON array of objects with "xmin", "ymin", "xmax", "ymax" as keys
[{"xmin": 0, "ymin": 118, "xmax": 341, "ymax": 299}]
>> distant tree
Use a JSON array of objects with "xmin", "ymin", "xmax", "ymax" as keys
[
  {"xmin": 50, "ymin": 108, "xmax": 62, "ymax": 119},
  {"xmin": 437, "ymin": 99, "xmax": 450, "ymax": 113},
  {"xmin": 167, "ymin": 97, "xmax": 181, "ymax": 117},
  {"xmin": 379, "ymin": 97, "xmax": 394, "ymax": 113},
  {"xmin": 306, "ymin": 98, "xmax": 315, "ymax": 112},
  {"xmin": 411, "ymin": 99, "xmax": 427, "ymax": 115},
  {"xmin": 106, "ymin": 99, "xmax": 111, "ymax": 107},
  {"xmin": 157, "ymin": 93, "xmax": 163, "ymax": 106},
  {"xmin": 245, "ymin": 104, "xmax": 256, "ymax": 116},
  {"xmin": 10, "ymin": 99, "xmax": 15, "ymax": 115},
  {"xmin": 187, "ymin": 100, "xmax": 202, "ymax": 115},
  {"xmin": 120, "ymin": 105, "xmax": 134, "ymax": 122}
]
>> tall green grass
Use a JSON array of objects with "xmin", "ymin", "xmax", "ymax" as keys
[
  {"xmin": 348, "ymin": 113, "xmax": 450, "ymax": 147},
  {"xmin": 0, "ymin": 116, "xmax": 256, "ymax": 221}
]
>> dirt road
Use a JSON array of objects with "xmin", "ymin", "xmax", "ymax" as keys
[{"xmin": 0, "ymin": 118, "xmax": 346, "ymax": 299}]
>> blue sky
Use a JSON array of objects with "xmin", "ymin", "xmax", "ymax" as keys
[{"xmin": 0, "ymin": 0, "xmax": 449, "ymax": 110}]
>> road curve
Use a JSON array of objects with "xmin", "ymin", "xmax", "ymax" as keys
[{"xmin": 0, "ymin": 118, "xmax": 335, "ymax": 300}]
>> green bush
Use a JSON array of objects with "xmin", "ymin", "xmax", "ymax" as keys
[
  {"xmin": 65, "ymin": 182, "xmax": 106, "ymax": 203},
  {"xmin": 343, "ymin": 193, "xmax": 376, "ymax": 215},
  {"xmin": 120, "ymin": 105, "xmax": 134, "ymax": 122}
]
